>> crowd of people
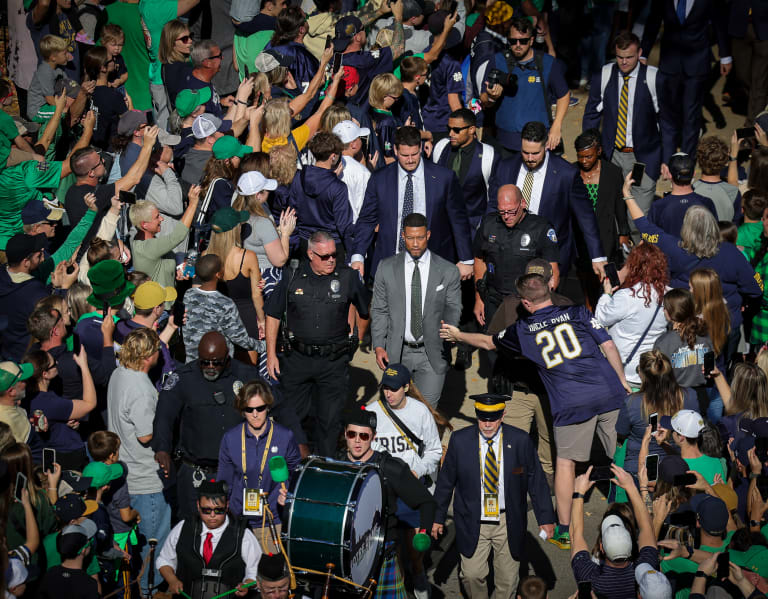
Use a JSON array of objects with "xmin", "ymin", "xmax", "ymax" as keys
[{"xmin": 2, "ymin": 0, "xmax": 768, "ymax": 597}]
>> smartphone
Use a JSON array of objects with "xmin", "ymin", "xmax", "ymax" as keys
[
  {"xmin": 588, "ymin": 465, "xmax": 613, "ymax": 481},
  {"xmin": 673, "ymin": 473, "xmax": 697, "ymax": 487},
  {"xmin": 172, "ymin": 301, "xmax": 185, "ymax": 326},
  {"xmin": 649, "ymin": 412, "xmax": 658, "ymax": 433},
  {"xmin": 119, "ymin": 190, "xmax": 137, "ymax": 205},
  {"xmin": 14, "ymin": 472, "xmax": 26, "ymax": 503},
  {"xmin": 445, "ymin": 0, "xmax": 457, "ymax": 14},
  {"xmin": 43, "ymin": 448, "xmax": 56, "ymax": 474},
  {"xmin": 669, "ymin": 510, "xmax": 697, "ymax": 528},
  {"xmin": 631, "ymin": 162, "xmax": 645, "ymax": 185},
  {"xmin": 737, "ymin": 126, "xmax": 755, "ymax": 140},
  {"xmin": 717, "ymin": 551, "xmax": 730, "ymax": 579},
  {"xmin": 325, "ymin": 35, "xmax": 332, "ymax": 49},
  {"xmin": 703, "ymin": 351, "xmax": 715, "ymax": 376},
  {"xmin": 604, "ymin": 262, "xmax": 620, "ymax": 288},
  {"xmin": 645, "ymin": 453, "xmax": 659, "ymax": 482},
  {"xmin": 577, "ymin": 581, "xmax": 591, "ymax": 599},
  {"xmin": 146, "ymin": 110, "xmax": 155, "ymax": 127},
  {"xmin": 332, "ymin": 53, "xmax": 342, "ymax": 75},
  {"xmin": 757, "ymin": 475, "xmax": 768, "ymax": 501},
  {"xmin": 756, "ymin": 437, "xmax": 768, "ymax": 462},
  {"xmin": 71, "ymin": 333, "xmax": 81, "ymax": 356}
]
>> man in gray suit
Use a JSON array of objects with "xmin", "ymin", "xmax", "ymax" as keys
[{"xmin": 371, "ymin": 213, "xmax": 462, "ymax": 407}]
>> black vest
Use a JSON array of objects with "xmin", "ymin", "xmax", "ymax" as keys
[{"xmin": 176, "ymin": 516, "xmax": 247, "ymax": 598}]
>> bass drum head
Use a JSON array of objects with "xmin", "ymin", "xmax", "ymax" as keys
[{"xmin": 347, "ymin": 468, "xmax": 384, "ymax": 586}]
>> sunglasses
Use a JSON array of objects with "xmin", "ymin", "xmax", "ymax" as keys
[
  {"xmin": 176, "ymin": 35, "xmax": 192, "ymax": 43},
  {"xmin": 312, "ymin": 251, "xmax": 337, "ymax": 261},
  {"xmin": 243, "ymin": 404, "xmax": 268, "ymax": 413},
  {"xmin": 207, "ymin": 53, "xmax": 223, "ymax": 61},
  {"xmin": 200, "ymin": 358, "xmax": 226, "ymax": 367},
  {"xmin": 448, "ymin": 125, "xmax": 471, "ymax": 134},
  {"xmin": 346, "ymin": 430, "xmax": 371, "ymax": 441},
  {"xmin": 510, "ymin": 37, "xmax": 531, "ymax": 45},
  {"xmin": 199, "ymin": 506, "xmax": 227, "ymax": 515}
]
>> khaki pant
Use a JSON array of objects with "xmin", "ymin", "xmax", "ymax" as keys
[
  {"xmin": 251, "ymin": 522, "xmax": 282, "ymax": 554},
  {"xmin": 460, "ymin": 512, "xmax": 520, "ymax": 599},
  {"xmin": 504, "ymin": 390, "xmax": 553, "ymax": 474}
]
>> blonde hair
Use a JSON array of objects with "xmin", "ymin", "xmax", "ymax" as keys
[
  {"xmin": 40, "ymin": 35, "xmax": 68, "ymax": 59},
  {"xmin": 689, "ymin": 268, "xmax": 731, "ymax": 355},
  {"xmin": 118, "ymin": 327, "xmax": 161, "ymax": 370},
  {"xmin": 263, "ymin": 98, "xmax": 292, "ymax": 139},
  {"xmin": 66, "ymin": 282, "xmax": 93, "ymax": 321},
  {"xmin": 204, "ymin": 228, "xmax": 240, "ymax": 264},
  {"xmin": 159, "ymin": 19, "xmax": 190, "ymax": 64},
  {"xmin": 233, "ymin": 193, "xmax": 270, "ymax": 219},
  {"xmin": 321, "ymin": 104, "xmax": 352, "ymax": 133},
  {"xmin": 368, "ymin": 73, "xmax": 403, "ymax": 110},
  {"xmin": 269, "ymin": 143, "xmax": 298, "ymax": 185},
  {"xmin": 129, "ymin": 200, "xmax": 158, "ymax": 229},
  {"xmin": 758, "ymin": 346, "xmax": 768, "ymax": 381},
  {"xmin": 266, "ymin": 67, "xmax": 290, "ymax": 87}
]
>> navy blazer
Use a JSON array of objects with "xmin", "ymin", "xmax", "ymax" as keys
[
  {"xmin": 353, "ymin": 160, "xmax": 473, "ymax": 276},
  {"xmin": 728, "ymin": 0, "xmax": 768, "ymax": 40},
  {"xmin": 487, "ymin": 153, "xmax": 605, "ymax": 273},
  {"xmin": 433, "ymin": 424, "xmax": 555, "ymax": 560},
  {"xmin": 641, "ymin": 0, "xmax": 730, "ymax": 77},
  {"xmin": 583, "ymin": 63, "xmax": 663, "ymax": 180}
]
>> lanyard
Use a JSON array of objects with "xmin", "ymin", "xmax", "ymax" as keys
[
  {"xmin": 378, "ymin": 398, "xmax": 419, "ymax": 454},
  {"xmin": 241, "ymin": 419, "xmax": 274, "ymax": 488}
]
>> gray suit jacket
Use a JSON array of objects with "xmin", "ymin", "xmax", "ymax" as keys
[{"xmin": 371, "ymin": 251, "xmax": 462, "ymax": 374}]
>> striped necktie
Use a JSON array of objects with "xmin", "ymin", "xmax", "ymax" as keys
[
  {"xmin": 521, "ymin": 169, "xmax": 534, "ymax": 207},
  {"xmin": 615, "ymin": 74, "xmax": 630, "ymax": 149},
  {"xmin": 483, "ymin": 438, "xmax": 498, "ymax": 495}
]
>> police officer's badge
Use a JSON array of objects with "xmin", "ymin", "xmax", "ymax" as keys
[
  {"xmin": 547, "ymin": 228, "xmax": 558, "ymax": 243},
  {"xmin": 520, "ymin": 234, "xmax": 530, "ymax": 247},
  {"xmin": 330, "ymin": 279, "xmax": 341, "ymax": 293},
  {"xmin": 233, "ymin": 380, "xmax": 244, "ymax": 396}
]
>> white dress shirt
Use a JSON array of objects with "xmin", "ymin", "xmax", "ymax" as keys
[
  {"xmin": 340, "ymin": 156, "xmax": 371, "ymax": 224},
  {"xmin": 156, "ymin": 517, "xmax": 263, "ymax": 582},
  {"xmin": 479, "ymin": 429, "xmax": 505, "ymax": 518},
  {"xmin": 404, "ymin": 249, "xmax": 431, "ymax": 343},
  {"xmin": 515, "ymin": 152, "xmax": 550, "ymax": 215},
  {"xmin": 616, "ymin": 63, "xmax": 640, "ymax": 148},
  {"xmin": 395, "ymin": 161, "xmax": 427, "ymax": 255}
]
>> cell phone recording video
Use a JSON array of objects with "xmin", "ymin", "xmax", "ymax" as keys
[
  {"xmin": 119, "ymin": 190, "xmax": 137, "ymax": 205},
  {"xmin": 673, "ymin": 473, "xmax": 697, "ymax": 487},
  {"xmin": 14, "ymin": 472, "xmax": 26, "ymax": 503},
  {"xmin": 577, "ymin": 581, "xmax": 591, "ymax": 599},
  {"xmin": 588, "ymin": 466, "xmax": 613, "ymax": 481},
  {"xmin": 332, "ymin": 53, "xmax": 342, "ymax": 75},
  {"xmin": 717, "ymin": 551, "xmax": 730, "ymax": 579},
  {"xmin": 43, "ymin": 448, "xmax": 56, "ymax": 474},
  {"xmin": 645, "ymin": 454, "xmax": 659, "ymax": 482},
  {"xmin": 72, "ymin": 333, "xmax": 81, "ymax": 356},
  {"xmin": 649, "ymin": 412, "xmax": 658, "ymax": 433},
  {"xmin": 604, "ymin": 262, "xmax": 620, "ymax": 288},
  {"xmin": 631, "ymin": 162, "xmax": 645, "ymax": 185},
  {"xmin": 737, "ymin": 127, "xmax": 755, "ymax": 140}
]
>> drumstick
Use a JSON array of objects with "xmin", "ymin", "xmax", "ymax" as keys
[{"xmin": 321, "ymin": 563, "xmax": 334, "ymax": 599}]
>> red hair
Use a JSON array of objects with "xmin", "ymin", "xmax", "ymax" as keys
[{"xmin": 620, "ymin": 243, "xmax": 669, "ymax": 307}]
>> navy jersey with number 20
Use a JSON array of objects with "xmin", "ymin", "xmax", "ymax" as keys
[{"xmin": 493, "ymin": 304, "xmax": 625, "ymax": 427}]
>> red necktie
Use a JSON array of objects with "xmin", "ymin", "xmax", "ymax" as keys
[{"xmin": 203, "ymin": 532, "xmax": 213, "ymax": 564}]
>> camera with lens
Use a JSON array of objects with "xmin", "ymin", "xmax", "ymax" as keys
[{"xmin": 486, "ymin": 68, "xmax": 518, "ymax": 96}]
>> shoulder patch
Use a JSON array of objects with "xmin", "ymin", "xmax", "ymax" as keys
[
  {"xmin": 162, "ymin": 371, "xmax": 179, "ymax": 391},
  {"xmin": 452, "ymin": 71, "xmax": 463, "ymax": 82},
  {"xmin": 590, "ymin": 317, "xmax": 603, "ymax": 330},
  {"xmin": 371, "ymin": 49, "xmax": 380, "ymax": 59},
  {"xmin": 546, "ymin": 228, "xmax": 557, "ymax": 243}
]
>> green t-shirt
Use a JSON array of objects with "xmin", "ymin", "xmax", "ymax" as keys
[
  {"xmin": 661, "ymin": 531, "xmax": 733, "ymax": 599},
  {"xmin": 0, "ymin": 110, "xmax": 19, "ymax": 170},
  {"xmin": 104, "ymin": 2, "xmax": 153, "ymax": 111},
  {"xmin": 730, "ymin": 544, "xmax": 768, "ymax": 578},
  {"xmin": 138, "ymin": 0, "xmax": 179, "ymax": 86},
  {"xmin": 738, "ymin": 221, "xmax": 763, "ymax": 262},
  {"xmin": 684, "ymin": 455, "xmax": 726, "ymax": 485},
  {"xmin": 234, "ymin": 30, "xmax": 274, "ymax": 81},
  {"xmin": 0, "ymin": 160, "xmax": 63, "ymax": 250},
  {"xmin": 42, "ymin": 531, "xmax": 100, "ymax": 576}
]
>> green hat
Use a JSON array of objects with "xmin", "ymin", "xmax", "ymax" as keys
[
  {"xmin": 211, "ymin": 207, "xmax": 250, "ymax": 233},
  {"xmin": 86, "ymin": 260, "xmax": 136, "ymax": 308},
  {"xmin": 176, "ymin": 88, "xmax": 212, "ymax": 118},
  {"xmin": 212, "ymin": 136, "xmax": 253, "ymax": 160},
  {"xmin": 82, "ymin": 461, "xmax": 124, "ymax": 487},
  {"xmin": 0, "ymin": 362, "xmax": 33, "ymax": 393}
]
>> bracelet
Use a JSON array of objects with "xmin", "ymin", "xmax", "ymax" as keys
[
  {"xmin": 236, "ymin": 99, "xmax": 247, "ymax": 105},
  {"xmin": 623, "ymin": 196, "xmax": 634, "ymax": 201},
  {"xmin": 729, "ymin": 156, "xmax": 738, "ymax": 161},
  {"xmin": 694, "ymin": 571, "xmax": 708, "ymax": 578},
  {"xmin": 750, "ymin": 472, "xmax": 760, "ymax": 480},
  {"xmin": 750, "ymin": 519, "xmax": 762, "ymax": 527},
  {"xmin": 572, "ymin": 492, "xmax": 584, "ymax": 499}
]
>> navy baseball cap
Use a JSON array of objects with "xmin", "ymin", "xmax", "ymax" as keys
[
  {"xmin": 742, "ymin": 417, "xmax": 768, "ymax": 438},
  {"xmin": 21, "ymin": 200, "xmax": 64, "ymax": 225},
  {"xmin": 735, "ymin": 434, "xmax": 756, "ymax": 465},
  {"xmin": 690, "ymin": 493, "xmax": 729, "ymax": 536},
  {"xmin": 381, "ymin": 363, "xmax": 411, "ymax": 389},
  {"xmin": 5, "ymin": 233, "xmax": 46, "ymax": 264},
  {"xmin": 658, "ymin": 454, "xmax": 689, "ymax": 484},
  {"xmin": 669, "ymin": 153, "xmax": 694, "ymax": 183},
  {"xmin": 334, "ymin": 16, "xmax": 363, "ymax": 51}
]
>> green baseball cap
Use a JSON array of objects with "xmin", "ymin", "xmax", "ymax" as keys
[
  {"xmin": 212, "ymin": 136, "xmax": 253, "ymax": 160},
  {"xmin": 82, "ymin": 461, "xmax": 124, "ymax": 487},
  {"xmin": 176, "ymin": 87, "xmax": 212, "ymax": 118},
  {"xmin": 211, "ymin": 207, "xmax": 250, "ymax": 233},
  {"xmin": 0, "ymin": 362, "xmax": 33, "ymax": 393}
]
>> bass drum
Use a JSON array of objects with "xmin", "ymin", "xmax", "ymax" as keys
[{"xmin": 283, "ymin": 457, "xmax": 385, "ymax": 591}]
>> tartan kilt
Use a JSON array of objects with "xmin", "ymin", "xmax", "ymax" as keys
[{"xmin": 373, "ymin": 549, "xmax": 407, "ymax": 599}]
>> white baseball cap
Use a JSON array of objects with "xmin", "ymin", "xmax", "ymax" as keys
[
  {"xmin": 237, "ymin": 171, "xmax": 278, "ymax": 195},
  {"xmin": 332, "ymin": 120, "xmax": 371, "ymax": 144},
  {"xmin": 671, "ymin": 409, "xmax": 705, "ymax": 438},
  {"xmin": 192, "ymin": 113, "xmax": 231, "ymax": 140},
  {"xmin": 601, "ymin": 515, "xmax": 633, "ymax": 561},
  {"xmin": 635, "ymin": 563, "xmax": 673, "ymax": 599},
  {"xmin": 158, "ymin": 128, "xmax": 181, "ymax": 146}
]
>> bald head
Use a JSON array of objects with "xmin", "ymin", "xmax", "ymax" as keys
[
  {"xmin": 199, "ymin": 332, "xmax": 228, "ymax": 359},
  {"xmin": 496, "ymin": 185, "xmax": 525, "ymax": 228}
]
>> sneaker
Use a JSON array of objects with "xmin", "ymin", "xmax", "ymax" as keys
[
  {"xmin": 548, "ymin": 526, "xmax": 571, "ymax": 550},
  {"xmin": 569, "ymin": 94, "xmax": 580, "ymax": 107}
]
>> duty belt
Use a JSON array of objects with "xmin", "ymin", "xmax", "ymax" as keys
[{"xmin": 290, "ymin": 338, "xmax": 351, "ymax": 357}]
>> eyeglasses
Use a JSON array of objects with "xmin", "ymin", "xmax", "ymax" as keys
[
  {"xmin": 312, "ymin": 251, "xmax": 337, "ymax": 261},
  {"xmin": 497, "ymin": 207, "xmax": 522, "ymax": 217},
  {"xmin": 45, "ymin": 360, "xmax": 58, "ymax": 372},
  {"xmin": 261, "ymin": 587, "xmax": 290, "ymax": 596},
  {"xmin": 89, "ymin": 156, "xmax": 105, "ymax": 172},
  {"xmin": 346, "ymin": 430, "xmax": 371, "ymax": 441},
  {"xmin": 243, "ymin": 404, "xmax": 268, "ymax": 413},
  {"xmin": 176, "ymin": 35, "xmax": 192, "ymax": 43},
  {"xmin": 510, "ymin": 37, "xmax": 532, "ymax": 45},
  {"xmin": 200, "ymin": 358, "xmax": 226, "ymax": 367},
  {"xmin": 207, "ymin": 53, "xmax": 223, "ymax": 61},
  {"xmin": 448, "ymin": 125, "xmax": 471, "ymax": 134},
  {"xmin": 199, "ymin": 506, "xmax": 227, "ymax": 515}
]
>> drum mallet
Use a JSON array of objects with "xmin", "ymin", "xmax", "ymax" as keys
[
  {"xmin": 412, "ymin": 530, "xmax": 431, "ymax": 552},
  {"xmin": 268, "ymin": 455, "xmax": 290, "ymax": 546},
  {"xmin": 321, "ymin": 563, "xmax": 335, "ymax": 599}
]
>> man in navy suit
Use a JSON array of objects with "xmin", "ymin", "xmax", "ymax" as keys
[
  {"xmin": 641, "ymin": 0, "xmax": 731, "ymax": 162},
  {"xmin": 350, "ymin": 126, "xmax": 474, "ymax": 280},
  {"xmin": 488, "ymin": 121, "xmax": 607, "ymax": 279},
  {"xmin": 583, "ymin": 32, "xmax": 663, "ymax": 218},
  {"xmin": 729, "ymin": 0, "xmax": 768, "ymax": 124},
  {"xmin": 432, "ymin": 394, "xmax": 555, "ymax": 598}
]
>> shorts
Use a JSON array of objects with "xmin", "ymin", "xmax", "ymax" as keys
[{"xmin": 554, "ymin": 409, "xmax": 619, "ymax": 462}]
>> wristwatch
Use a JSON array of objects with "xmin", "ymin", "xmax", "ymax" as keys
[
  {"xmin": 694, "ymin": 571, "xmax": 708, "ymax": 578},
  {"xmin": 572, "ymin": 492, "xmax": 584, "ymax": 500}
]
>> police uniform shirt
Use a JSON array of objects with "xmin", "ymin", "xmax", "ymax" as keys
[
  {"xmin": 472, "ymin": 212, "xmax": 560, "ymax": 296},
  {"xmin": 156, "ymin": 517, "xmax": 262, "ymax": 580},
  {"xmin": 479, "ymin": 429, "xmax": 505, "ymax": 517},
  {"xmin": 404, "ymin": 249, "xmax": 431, "ymax": 343},
  {"xmin": 515, "ymin": 152, "xmax": 549, "ymax": 214}
]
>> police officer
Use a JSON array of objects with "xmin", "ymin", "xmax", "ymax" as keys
[
  {"xmin": 152, "ymin": 332, "xmax": 301, "ymax": 521},
  {"xmin": 265, "ymin": 231, "xmax": 370, "ymax": 457}
]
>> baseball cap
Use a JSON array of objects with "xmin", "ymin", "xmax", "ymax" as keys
[
  {"xmin": 427, "ymin": 11, "xmax": 462, "ymax": 48},
  {"xmin": 133, "ymin": 281, "xmax": 178, "ymax": 310},
  {"xmin": 236, "ymin": 171, "xmax": 278, "ymax": 195},
  {"xmin": 211, "ymin": 207, "xmax": 250, "ymax": 233},
  {"xmin": 334, "ymin": 16, "xmax": 364, "ymax": 51},
  {"xmin": 192, "ymin": 113, "xmax": 232, "ymax": 139},
  {"xmin": 212, "ymin": 135, "xmax": 253, "ymax": 160},
  {"xmin": 158, "ymin": 129, "xmax": 181, "ymax": 147},
  {"xmin": 54, "ymin": 494, "xmax": 98, "ymax": 522},
  {"xmin": 524, "ymin": 258, "xmax": 553, "ymax": 281},
  {"xmin": 21, "ymin": 200, "xmax": 64, "ymax": 225},
  {"xmin": 658, "ymin": 454, "xmax": 690, "ymax": 484},
  {"xmin": 380, "ymin": 363, "xmax": 411, "ymax": 390},
  {"xmin": 254, "ymin": 49, "xmax": 294, "ymax": 73},
  {"xmin": 57, "ymin": 519, "xmax": 97, "ymax": 557},
  {"xmin": 175, "ymin": 87, "xmax": 212, "ymax": 118},
  {"xmin": 82, "ymin": 461, "xmax": 124, "ymax": 487},
  {"xmin": 635, "ymin": 563, "xmax": 673, "ymax": 599},
  {"xmin": 670, "ymin": 409, "xmax": 705, "ymax": 438},
  {"xmin": 117, "ymin": 110, "xmax": 147, "ymax": 136},
  {"xmin": 332, "ymin": 120, "xmax": 370, "ymax": 144},
  {"xmin": 668, "ymin": 152, "xmax": 694, "ymax": 183},
  {"xmin": 0, "ymin": 362, "xmax": 33, "ymax": 393},
  {"xmin": 5, "ymin": 233, "xmax": 46, "ymax": 264},
  {"xmin": 601, "ymin": 514, "xmax": 633, "ymax": 561},
  {"xmin": 756, "ymin": 111, "xmax": 768, "ymax": 138},
  {"xmin": 741, "ymin": 417, "xmax": 768, "ymax": 438},
  {"xmin": 690, "ymin": 493, "xmax": 729, "ymax": 536},
  {"xmin": 485, "ymin": 1, "xmax": 513, "ymax": 26},
  {"xmin": 341, "ymin": 65, "xmax": 360, "ymax": 89},
  {"xmin": 734, "ymin": 434, "xmax": 756, "ymax": 465},
  {"xmin": 60, "ymin": 470, "xmax": 93, "ymax": 493}
]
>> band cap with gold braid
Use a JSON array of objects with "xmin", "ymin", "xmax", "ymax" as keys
[{"xmin": 471, "ymin": 393, "xmax": 510, "ymax": 421}]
